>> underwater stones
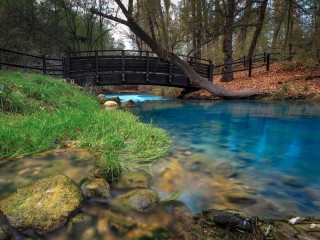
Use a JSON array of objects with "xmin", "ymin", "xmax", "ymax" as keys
[
  {"xmin": 121, "ymin": 100, "xmax": 136, "ymax": 107},
  {"xmin": 107, "ymin": 212, "xmax": 137, "ymax": 236},
  {"xmin": 0, "ymin": 175, "xmax": 83, "ymax": 232},
  {"xmin": 67, "ymin": 213, "xmax": 93, "ymax": 236},
  {"xmin": 103, "ymin": 101, "xmax": 118, "ymax": 109},
  {"xmin": 115, "ymin": 171, "xmax": 152, "ymax": 189},
  {"xmin": 214, "ymin": 162, "xmax": 238, "ymax": 178},
  {"xmin": 112, "ymin": 189, "xmax": 160, "ymax": 212},
  {"xmin": 0, "ymin": 227, "xmax": 10, "ymax": 240},
  {"xmin": 281, "ymin": 175, "xmax": 306, "ymax": 188},
  {"xmin": 81, "ymin": 178, "xmax": 111, "ymax": 199},
  {"xmin": 225, "ymin": 191, "xmax": 256, "ymax": 205}
]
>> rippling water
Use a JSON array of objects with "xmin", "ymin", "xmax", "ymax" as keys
[{"xmin": 128, "ymin": 97, "xmax": 320, "ymax": 217}]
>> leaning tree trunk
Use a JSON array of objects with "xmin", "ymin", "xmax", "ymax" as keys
[{"xmin": 90, "ymin": 1, "xmax": 258, "ymax": 99}]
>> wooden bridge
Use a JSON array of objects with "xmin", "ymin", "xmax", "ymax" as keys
[
  {"xmin": 0, "ymin": 47, "xmax": 272, "ymax": 88},
  {"xmin": 63, "ymin": 50, "xmax": 213, "ymax": 88}
]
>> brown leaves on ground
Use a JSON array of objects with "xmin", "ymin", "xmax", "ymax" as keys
[{"xmin": 190, "ymin": 62, "xmax": 320, "ymax": 100}]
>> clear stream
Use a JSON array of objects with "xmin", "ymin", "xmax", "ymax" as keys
[
  {"xmin": 1, "ymin": 95, "xmax": 320, "ymax": 226},
  {"xmin": 121, "ymin": 95, "xmax": 320, "ymax": 217}
]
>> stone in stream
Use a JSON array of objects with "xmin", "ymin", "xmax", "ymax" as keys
[
  {"xmin": 0, "ymin": 175, "xmax": 83, "ymax": 232},
  {"xmin": 121, "ymin": 100, "xmax": 136, "ymax": 107},
  {"xmin": 103, "ymin": 101, "xmax": 118, "ymax": 109},
  {"xmin": 115, "ymin": 171, "xmax": 152, "ymax": 189},
  {"xmin": 80, "ymin": 178, "xmax": 111, "ymax": 199},
  {"xmin": 214, "ymin": 162, "xmax": 238, "ymax": 178},
  {"xmin": 112, "ymin": 189, "xmax": 159, "ymax": 212}
]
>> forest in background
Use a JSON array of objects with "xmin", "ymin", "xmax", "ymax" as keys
[{"xmin": 0, "ymin": 0, "xmax": 319, "ymax": 78}]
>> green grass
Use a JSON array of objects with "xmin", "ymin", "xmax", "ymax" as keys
[{"xmin": 0, "ymin": 71, "xmax": 170, "ymax": 181}]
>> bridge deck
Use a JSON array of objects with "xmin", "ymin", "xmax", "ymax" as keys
[{"xmin": 65, "ymin": 50, "xmax": 213, "ymax": 88}]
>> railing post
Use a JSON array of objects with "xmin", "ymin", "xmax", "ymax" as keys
[
  {"xmin": 190, "ymin": 57, "xmax": 193, "ymax": 67},
  {"xmin": 248, "ymin": 57, "xmax": 252, "ymax": 77},
  {"xmin": 146, "ymin": 51, "xmax": 149, "ymax": 82},
  {"xmin": 209, "ymin": 60, "xmax": 213, "ymax": 82},
  {"xmin": 266, "ymin": 53, "xmax": 270, "ymax": 72},
  {"xmin": 168, "ymin": 61, "xmax": 172, "ymax": 83},
  {"xmin": 243, "ymin": 55, "xmax": 246, "ymax": 67},
  {"xmin": 42, "ymin": 54, "xmax": 47, "ymax": 74},
  {"xmin": 95, "ymin": 50, "xmax": 99, "ymax": 83},
  {"xmin": 121, "ymin": 50, "xmax": 125, "ymax": 82},
  {"xmin": 65, "ymin": 54, "xmax": 70, "ymax": 79},
  {"xmin": 263, "ymin": 52, "xmax": 267, "ymax": 63}
]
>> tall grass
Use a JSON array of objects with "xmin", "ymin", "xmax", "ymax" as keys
[{"xmin": 0, "ymin": 71, "xmax": 170, "ymax": 181}]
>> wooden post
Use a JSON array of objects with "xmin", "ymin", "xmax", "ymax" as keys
[
  {"xmin": 65, "ymin": 54, "xmax": 70, "ymax": 79},
  {"xmin": 0, "ymin": 49, "xmax": 2, "ymax": 70},
  {"xmin": 248, "ymin": 57, "xmax": 252, "ymax": 77},
  {"xmin": 95, "ymin": 50, "xmax": 99, "ymax": 83},
  {"xmin": 266, "ymin": 53, "xmax": 270, "ymax": 72},
  {"xmin": 243, "ymin": 55, "xmax": 246, "ymax": 67},
  {"xmin": 209, "ymin": 60, "xmax": 213, "ymax": 82},
  {"xmin": 168, "ymin": 61, "xmax": 172, "ymax": 83},
  {"xmin": 42, "ymin": 55, "xmax": 47, "ymax": 74},
  {"xmin": 190, "ymin": 57, "xmax": 193, "ymax": 66},
  {"xmin": 263, "ymin": 52, "xmax": 267, "ymax": 63},
  {"xmin": 146, "ymin": 51, "xmax": 149, "ymax": 82},
  {"xmin": 121, "ymin": 50, "xmax": 125, "ymax": 82}
]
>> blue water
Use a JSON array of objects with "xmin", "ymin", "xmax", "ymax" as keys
[{"xmin": 111, "ymin": 95, "xmax": 320, "ymax": 216}]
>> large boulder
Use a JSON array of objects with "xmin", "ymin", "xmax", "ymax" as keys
[
  {"xmin": 0, "ymin": 175, "xmax": 83, "ymax": 232},
  {"xmin": 112, "ymin": 189, "xmax": 159, "ymax": 212},
  {"xmin": 80, "ymin": 178, "xmax": 111, "ymax": 199}
]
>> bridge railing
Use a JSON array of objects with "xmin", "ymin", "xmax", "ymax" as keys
[{"xmin": 0, "ymin": 47, "xmax": 63, "ymax": 76}]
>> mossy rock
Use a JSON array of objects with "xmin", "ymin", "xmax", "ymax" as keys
[
  {"xmin": 115, "ymin": 171, "xmax": 152, "ymax": 189},
  {"xmin": 80, "ymin": 178, "xmax": 111, "ymax": 199},
  {"xmin": 112, "ymin": 189, "xmax": 159, "ymax": 212},
  {"xmin": 0, "ymin": 175, "xmax": 83, "ymax": 232}
]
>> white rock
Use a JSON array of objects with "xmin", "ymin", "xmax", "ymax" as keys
[
  {"xmin": 103, "ymin": 101, "xmax": 118, "ymax": 109},
  {"xmin": 289, "ymin": 217, "xmax": 301, "ymax": 224}
]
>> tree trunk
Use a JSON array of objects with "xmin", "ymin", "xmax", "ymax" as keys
[
  {"xmin": 247, "ymin": 0, "xmax": 268, "ymax": 59},
  {"xmin": 221, "ymin": 0, "xmax": 235, "ymax": 82},
  {"xmin": 90, "ymin": 2, "xmax": 258, "ymax": 99}
]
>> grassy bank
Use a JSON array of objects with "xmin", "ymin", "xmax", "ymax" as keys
[{"xmin": 0, "ymin": 71, "xmax": 170, "ymax": 180}]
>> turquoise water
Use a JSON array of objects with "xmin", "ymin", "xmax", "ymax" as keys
[{"xmin": 112, "ymin": 95, "xmax": 320, "ymax": 217}]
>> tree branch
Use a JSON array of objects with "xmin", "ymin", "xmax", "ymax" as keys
[{"xmin": 90, "ymin": 8, "xmax": 128, "ymax": 26}]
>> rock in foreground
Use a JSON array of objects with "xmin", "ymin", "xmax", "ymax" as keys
[{"xmin": 0, "ymin": 175, "xmax": 83, "ymax": 232}]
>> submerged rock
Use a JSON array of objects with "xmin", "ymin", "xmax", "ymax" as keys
[
  {"xmin": 0, "ymin": 175, "xmax": 83, "ymax": 232},
  {"xmin": 107, "ymin": 211, "xmax": 137, "ymax": 236},
  {"xmin": 0, "ymin": 227, "xmax": 10, "ymax": 240},
  {"xmin": 115, "ymin": 171, "xmax": 152, "ymax": 189},
  {"xmin": 214, "ymin": 162, "xmax": 238, "ymax": 178},
  {"xmin": 225, "ymin": 191, "xmax": 256, "ymax": 205},
  {"xmin": 81, "ymin": 178, "xmax": 111, "ymax": 199},
  {"xmin": 67, "ymin": 213, "xmax": 93, "ymax": 237},
  {"xmin": 121, "ymin": 100, "xmax": 136, "ymax": 107},
  {"xmin": 112, "ymin": 189, "xmax": 159, "ymax": 212}
]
